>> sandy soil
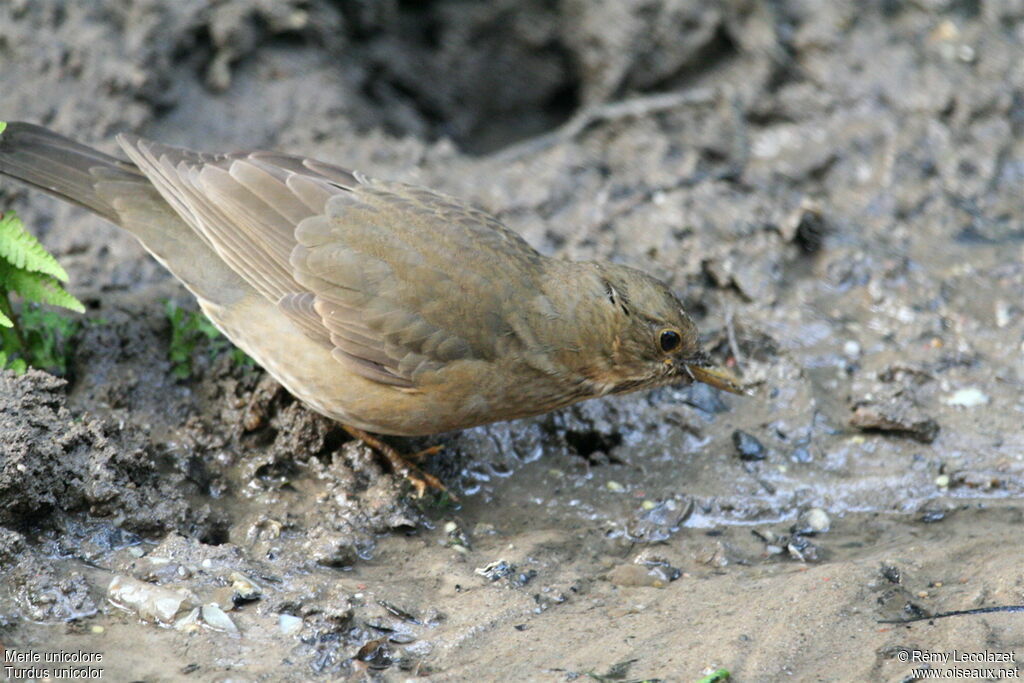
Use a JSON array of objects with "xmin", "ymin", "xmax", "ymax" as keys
[{"xmin": 1, "ymin": 1, "xmax": 1022, "ymax": 681}]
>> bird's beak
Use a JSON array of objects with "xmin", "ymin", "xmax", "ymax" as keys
[
  {"xmin": 677, "ymin": 351, "xmax": 746, "ymax": 395},
  {"xmin": 686, "ymin": 363, "xmax": 746, "ymax": 395}
]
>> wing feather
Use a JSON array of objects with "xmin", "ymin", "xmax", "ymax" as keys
[{"xmin": 118, "ymin": 135, "xmax": 542, "ymax": 388}]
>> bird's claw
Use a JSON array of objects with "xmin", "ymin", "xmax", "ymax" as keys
[{"xmin": 342, "ymin": 426, "xmax": 456, "ymax": 501}]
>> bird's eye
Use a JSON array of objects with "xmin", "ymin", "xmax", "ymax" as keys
[{"xmin": 659, "ymin": 328, "xmax": 682, "ymax": 353}]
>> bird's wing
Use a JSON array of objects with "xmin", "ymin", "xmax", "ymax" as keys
[{"xmin": 118, "ymin": 136, "xmax": 542, "ymax": 388}]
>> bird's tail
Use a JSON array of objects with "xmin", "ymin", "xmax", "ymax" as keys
[{"xmin": 0, "ymin": 121, "xmax": 146, "ymax": 224}]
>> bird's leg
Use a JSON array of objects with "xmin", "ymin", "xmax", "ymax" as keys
[
  {"xmin": 341, "ymin": 425, "xmax": 453, "ymax": 499},
  {"xmin": 404, "ymin": 444, "xmax": 444, "ymax": 462}
]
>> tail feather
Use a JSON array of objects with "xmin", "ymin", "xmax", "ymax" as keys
[
  {"xmin": 0, "ymin": 122, "xmax": 253, "ymax": 307},
  {"xmin": 0, "ymin": 122, "xmax": 144, "ymax": 223}
]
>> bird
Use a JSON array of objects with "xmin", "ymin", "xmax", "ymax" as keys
[{"xmin": 0, "ymin": 121, "xmax": 742, "ymax": 495}]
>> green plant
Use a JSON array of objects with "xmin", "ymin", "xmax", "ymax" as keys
[
  {"xmin": 0, "ymin": 198, "xmax": 85, "ymax": 374},
  {"xmin": 165, "ymin": 300, "xmax": 251, "ymax": 379}
]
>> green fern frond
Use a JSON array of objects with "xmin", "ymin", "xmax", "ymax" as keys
[
  {"xmin": 0, "ymin": 211, "xmax": 71, "ymax": 281},
  {"xmin": 0, "ymin": 262, "xmax": 85, "ymax": 313},
  {"xmin": 0, "ymin": 199, "xmax": 84, "ymax": 373}
]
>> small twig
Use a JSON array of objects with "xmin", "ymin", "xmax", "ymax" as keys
[
  {"xmin": 879, "ymin": 605, "xmax": 1024, "ymax": 624},
  {"xmin": 725, "ymin": 306, "xmax": 743, "ymax": 371},
  {"xmin": 495, "ymin": 88, "xmax": 717, "ymax": 163}
]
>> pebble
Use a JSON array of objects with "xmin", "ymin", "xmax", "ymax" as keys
[
  {"xmin": 279, "ymin": 614, "xmax": 303, "ymax": 635},
  {"xmin": 107, "ymin": 575, "xmax": 196, "ymax": 624},
  {"xmin": 995, "ymin": 300, "xmax": 1010, "ymax": 328},
  {"xmin": 790, "ymin": 446, "xmax": 813, "ymax": 463},
  {"xmin": 633, "ymin": 552, "xmax": 682, "ymax": 583},
  {"xmin": 799, "ymin": 508, "xmax": 831, "ymax": 534},
  {"xmin": 957, "ymin": 44, "xmax": 975, "ymax": 63},
  {"xmin": 174, "ymin": 607, "xmax": 202, "ymax": 633},
  {"xmin": 732, "ymin": 430, "xmax": 767, "ymax": 460},
  {"xmin": 849, "ymin": 402, "xmax": 940, "ymax": 443},
  {"xmin": 626, "ymin": 496, "xmax": 693, "ymax": 543},
  {"xmin": 201, "ymin": 603, "xmax": 239, "ymax": 634},
  {"xmin": 230, "ymin": 572, "xmax": 262, "ymax": 603},
  {"xmin": 943, "ymin": 387, "xmax": 989, "ymax": 408},
  {"xmin": 787, "ymin": 535, "xmax": 819, "ymax": 562},
  {"xmin": 475, "ymin": 560, "xmax": 514, "ymax": 582}
]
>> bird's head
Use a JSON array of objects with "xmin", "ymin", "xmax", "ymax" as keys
[{"xmin": 576, "ymin": 262, "xmax": 744, "ymax": 396}]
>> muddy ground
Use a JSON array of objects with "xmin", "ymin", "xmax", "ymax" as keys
[{"xmin": 1, "ymin": 1, "xmax": 1023, "ymax": 681}]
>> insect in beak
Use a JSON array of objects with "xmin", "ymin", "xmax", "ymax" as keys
[{"xmin": 686, "ymin": 363, "xmax": 746, "ymax": 395}]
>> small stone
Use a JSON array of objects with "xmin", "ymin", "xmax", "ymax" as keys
[
  {"xmin": 174, "ymin": 607, "xmax": 202, "ymax": 633},
  {"xmin": 127, "ymin": 546, "xmax": 145, "ymax": 558},
  {"xmin": 879, "ymin": 565, "xmax": 901, "ymax": 584},
  {"xmin": 956, "ymin": 44, "xmax": 975, "ymax": 63},
  {"xmin": 943, "ymin": 387, "xmax": 989, "ymax": 408},
  {"xmin": 732, "ymin": 430, "xmax": 767, "ymax": 460},
  {"xmin": 632, "ymin": 552, "xmax": 682, "ymax": 583},
  {"xmin": 842, "ymin": 340, "xmax": 861, "ymax": 357},
  {"xmin": 626, "ymin": 496, "xmax": 694, "ymax": 543},
  {"xmin": 475, "ymin": 560, "xmax": 514, "ymax": 582},
  {"xmin": 935, "ymin": 474, "xmax": 950, "ymax": 488},
  {"xmin": 229, "ymin": 572, "xmax": 262, "ymax": 603},
  {"xmin": 799, "ymin": 508, "xmax": 831, "ymax": 534},
  {"xmin": 278, "ymin": 614, "xmax": 303, "ymax": 635},
  {"xmin": 790, "ymin": 446, "xmax": 812, "ymax": 463},
  {"xmin": 931, "ymin": 19, "xmax": 958, "ymax": 41},
  {"xmin": 995, "ymin": 300, "xmax": 1010, "ymax": 328},
  {"xmin": 201, "ymin": 603, "xmax": 239, "ymax": 634},
  {"xmin": 850, "ymin": 400, "xmax": 939, "ymax": 443},
  {"xmin": 107, "ymin": 575, "xmax": 196, "ymax": 624},
  {"xmin": 787, "ymin": 535, "xmax": 819, "ymax": 562}
]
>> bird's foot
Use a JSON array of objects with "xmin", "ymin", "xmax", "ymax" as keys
[
  {"xmin": 405, "ymin": 444, "xmax": 444, "ymax": 462},
  {"xmin": 341, "ymin": 425, "xmax": 455, "ymax": 500}
]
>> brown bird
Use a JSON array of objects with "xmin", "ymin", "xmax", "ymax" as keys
[{"xmin": 0, "ymin": 122, "xmax": 742, "ymax": 494}]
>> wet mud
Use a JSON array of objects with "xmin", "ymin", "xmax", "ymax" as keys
[{"xmin": 1, "ymin": 1, "xmax": 1022, "ymax": 680}]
